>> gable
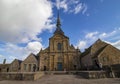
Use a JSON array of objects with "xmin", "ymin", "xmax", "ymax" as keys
[
  {"xmin": 23, "ymin": 53, "xmax": 38, "ymax": 63},
  {"xmin": 91, "ymin": 39, "xmax": 108, "ymax": 55},
  {"xmin": 50, "ymin": 33, "xmax": 69, "ymax": 40},
  {"xmin": 98, "ymin": 45, "xmax": 120, "ymax": 58},
  {"xmin": 98, "ymin": 45, "xmax": 120, "ymax": 64},
  {"xmin": 11, "ymin": 59, "xmax": 19, "ymax": 66},
  {"xmin": 92, "ymin": 45, "xmax": 107, "ymax": 58},
  {"xmin": 81, "ymin": 39, "xmax": 108, "ymax": 58}
]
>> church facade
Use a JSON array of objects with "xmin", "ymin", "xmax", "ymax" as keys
[{"xmin": 38, "ymin": 14, "xmax": 81, "ymax": 71}]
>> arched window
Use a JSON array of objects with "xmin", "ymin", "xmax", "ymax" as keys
[{"xmin": 57, "ymin": 43, "xmax": 62, "ymax": 50}]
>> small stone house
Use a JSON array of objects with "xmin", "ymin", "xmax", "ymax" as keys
[
  {"xmin": 0, "ymin": 64, "xmax": 10, "ymax": 72},
  {"xmin": 80, "ymin": 39, "xmax": 120, "ymax": 70},
  {"xmin": 21, "ymin": 53, "xmax": 39, "ymax": 72},
  {"xmin": 9, "ymin": 59, "xmax": 22, "ymax": 72}
]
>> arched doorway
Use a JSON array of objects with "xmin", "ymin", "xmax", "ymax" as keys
[{"xmin": 44, "ymin": 66, "xmax": 47, "ymax": 71}]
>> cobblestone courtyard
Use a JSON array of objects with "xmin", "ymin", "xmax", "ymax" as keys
[{"xmin": 0, "ymin": 75, "xmax": 120, "ymax": 84}]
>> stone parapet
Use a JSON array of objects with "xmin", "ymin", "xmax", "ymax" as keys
[
  {"xmin": 0, "ymin": 72, "xmax": 44, "ymax": 81},
  {"xmin": 76, "ymin": 71, "xmax": 119, "ymax": 79}
]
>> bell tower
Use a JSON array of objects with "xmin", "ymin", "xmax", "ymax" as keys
[{"xmin": 54, "ymin": 11, "xmax": 64, "ymax": 35}]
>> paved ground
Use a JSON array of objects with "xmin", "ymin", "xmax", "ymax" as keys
[{"xmin": 0, "ymin": 75, "xmax": 120, "ymax": 84}]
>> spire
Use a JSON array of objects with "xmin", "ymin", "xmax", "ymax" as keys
[
  {"xmin": 56, "ymin": 10, "xmax": 61, "ymax": 28},
  {"xmin": 54, "ymin": 10, "xmax": 64, "ymax": 35}
]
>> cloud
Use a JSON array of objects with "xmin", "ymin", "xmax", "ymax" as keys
[
  {"xmin": 74, "ymin": 3, "xmax": 83, "ymax": 14},
  {"xmin": 55, "ymin": 0, "xmax": 88, "ymax": 14},
  {"xmin": 112, "ymin": 40, "xmax": 120, "ymax": 49},
  {"xmin": 0, "ymin": 55, "xmax": 5, "ymax": 64},
  {"xmin": 85, "ymin": 31, "xmax": 99, "ymax": 39},
  {"xmin": 56, "ymin": 0, "xmax": 68, "ymax": 12},
  {"xmin": 0, "ymin": 0, "xmax": 54, "ymax": 43},
  {"xmin": 0, "ymin": 41, "xmax": 43, "ymax": 63},
  {"xmin": 82, "ymin": 4, "xmax": 88, "ymax": 14},
  {"xmin": 77, "ymin": 28, "xmax": 120, "ymax": 51},
  {"xmin": 0, "ymin": 55, "xmax": 4, "ymax": 58},
  {"xmin": 77, "ymin": 40, "xmax": 87, "ymax": 50},
  {"xmin": 26, "ymin": 41, "xmax": 44, "ymax": 54},
  {"xmin": 105, "ymin": 40, "xmax": 120, "ymax": 49}
]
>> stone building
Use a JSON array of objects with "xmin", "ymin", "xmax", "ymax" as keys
[
  {"xmin": 9, "ymin": 59, "xmax": 22, "ymax": 72},
  {"xmin": 0, "ymin": 59, "xmax": 10, "ymax": 72},
  {"xmin": 38, "ymin": 13, "xmax": 81, "ymax": 71},
  {"xmin": 80, "ymin": 39, "xmax": 120, "ymax": 70},
  {"xmin": 0, "ymin": 64, "xmax": 10, "ymax": 72},
  {"xmin": 21, "ymin": 53, "xmax": 39, "ymax": 72}
]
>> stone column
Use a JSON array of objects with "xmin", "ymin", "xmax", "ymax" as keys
[
  {"xmin": 67, "ymin": 54, "xmax": 69, "ymax": 71},
  {"xmin": 53, "ymin": 55, "xmax": 54, "ymax": 71},
  {"xmin": 49, "ymin": 55, "xmax": 54, "ymax": 71}
]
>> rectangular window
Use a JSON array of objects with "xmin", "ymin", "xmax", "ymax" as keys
[
  {"xmin": 24, "ymin": 64, "xmax": 27, "ymax": 71},
  {"xmin": 29, "ymin": 64, "xmax": 32, "ymax": 72},
  {"xmin": 58, "ymin": 43, "xmax": 62, "ymax": 50}
]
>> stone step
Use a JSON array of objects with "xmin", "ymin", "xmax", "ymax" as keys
[{"xmin": 44, "ymin": 71, "xmax": 77, "ymax": 75}]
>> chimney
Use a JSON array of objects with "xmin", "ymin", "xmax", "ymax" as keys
[{"xmin": 3, "ymin": 59, "xmax": 6, "ymax": 64}]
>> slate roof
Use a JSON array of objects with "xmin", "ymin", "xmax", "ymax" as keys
[
  {"xmin": 80, "ymin": 39, "xmax": 108, "ymax": 58},
  {"xmin": 30, "ymin": 53, "xmax": 39, "ymax": 61},
  {"xmin": 92, "ymin": 45, "xmax": 108, "ymax": 58},
  {"xmin": 80, "ymin": 46, "xmax": 92, "ymax": 58},
  {"xmin": 15, "ymin": 59, "xmax": 22, "ymax": 64}
]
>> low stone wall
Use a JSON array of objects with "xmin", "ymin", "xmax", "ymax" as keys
[
  {"xmin": 112, "ymin": 71, "xmax": 120, "ymax": 78},
  {"xmin": 76, "ymin": 71, "xmax": 111, "ymax": 79},
  {"xmin": 34, "ymin": 72, "xmax": 45, "ymax": 80},
  {"xmin": 44, "ymin": 71, "xmax": 117, "ymax": 79},
  {"xmin": 0, "ymin": 72, "xmax": 44, "ymax": 81},
  {"xmin": 44, "ymin": 71, "xmax": 79, "ymax": 75}
]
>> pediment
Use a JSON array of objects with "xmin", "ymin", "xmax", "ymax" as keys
[
  {"xmin": 23, "ymin": 53, "xmax": 37, "ymax": 63},
  {"xmin": 50, "ymin": 33, "xmax": 69, "ymax": 40}
]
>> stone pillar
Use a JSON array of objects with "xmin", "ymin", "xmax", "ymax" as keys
[
  {"xmin": 67, "ymin": 55, "xmax": 69, "ymax": 71},
  {"xmin": 49, "ymin": 55, "xmax": 54, "ymax": 71},
  {"xmin": 53, "ymin": 55, "xmax": 54, "ymax": 71},
  {"xmin": 64, "ymin": 55, "xmax": 67, "ymax": 71}
]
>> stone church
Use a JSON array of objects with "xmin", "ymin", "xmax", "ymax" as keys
[{"xmin": 38, "ymin": 13, "xmax": 81, "ymax": 71}]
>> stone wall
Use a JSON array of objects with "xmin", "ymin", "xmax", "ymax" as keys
[
  {"xmin": 0, "ymin": 64, "xmax": 10, "ymax": 72},
  {"xmin": 21, "ymin": 53, "xmax": 38, "ymax": 72},
  {"xmin": 76, "ymin": 71, "xmax": 117, "ymax": 79},
  {"xmin": 0, "ymin": 72, "xmax": 44, "ymax": 81}
]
